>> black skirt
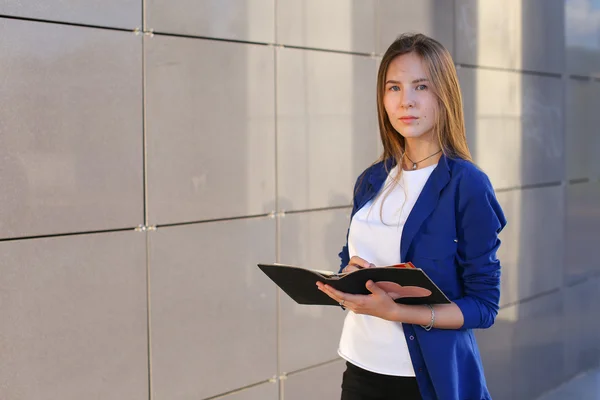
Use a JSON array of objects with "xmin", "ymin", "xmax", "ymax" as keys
[{"xmin": 341, "ymin": 361, "xmax": 422, "ymax": 400}]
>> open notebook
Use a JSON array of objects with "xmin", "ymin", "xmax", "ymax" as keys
[{"xmin": 257, "ymin": 263, "xmax": 450, "ymax": 306}]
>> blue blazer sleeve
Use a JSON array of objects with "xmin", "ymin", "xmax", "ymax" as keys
[
  {"xmin": 454, "ymin": 167, "xmax": 507, "ymax": 329},
  {"xmin": 338, "ymin": 240, "xmax": 350, "ymax": 273},
  {"xmin": 337, "ymin": 169, "xmax": 369, "ymax": 273}
]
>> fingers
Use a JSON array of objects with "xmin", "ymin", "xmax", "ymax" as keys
[
  {"xmin": 365, "ymin": 280, "xmax": 385, "ymax": 296},
  {"xmin": 316, "ymin": 281, "xmax": 395, "ymax": 318},
  {"xmin": 319, "ymin": 283, "xmax": 345, "ymax": 300},
  {"xmin": 348, "ymin": 256, "xmax": 376, "ymax": 269},
  {"xmin": 342, "ymin": 265, "xmax": 361, "ymax": 273},
  {"xmin": 316, "ymin": 282, "xmax": 358, "ymax": 305}
]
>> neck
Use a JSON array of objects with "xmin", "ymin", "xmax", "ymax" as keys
[{"xmin": 402, "ymin": 139, "xmax": 442, "ymax": 170}]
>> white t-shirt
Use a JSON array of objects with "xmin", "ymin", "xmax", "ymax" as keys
[{"xmin": 338, "ymin": 164, "xmax": 436, "ymax": 376}]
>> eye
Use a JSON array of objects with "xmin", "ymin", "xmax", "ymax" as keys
[
  {"xmin": 416, "ymin": 84, "xmax": 428, "ymax": 91},
  {"xmin": 388, "ymin": 85, "xmax": 400, "ymax": 92}
]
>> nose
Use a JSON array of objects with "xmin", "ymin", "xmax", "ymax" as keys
[{"xmin": 400, "ymin": 91, "xmax": 416, "ymax": 109}]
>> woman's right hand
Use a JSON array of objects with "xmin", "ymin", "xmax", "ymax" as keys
[{"xmin": 343, "ymin": 256, "xmax": 376, "ymax": 273}]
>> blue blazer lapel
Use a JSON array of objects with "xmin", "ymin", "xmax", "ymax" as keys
[
  {"xmin": 400, "ymin": 155, "xmax": 452, "ymax": 261},
  {"xmin": 355, "ymin": 158, "xmax": 396, "ymax": 211}
]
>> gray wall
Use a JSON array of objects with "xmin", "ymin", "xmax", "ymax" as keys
[{"xmin": 0, "ymin": 1, "xmax": 598, "ymax": 399}]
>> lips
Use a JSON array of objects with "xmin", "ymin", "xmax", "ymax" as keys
[{"xmin": 398, "ymin": 115, "xmax": 419, "ymax": 124}]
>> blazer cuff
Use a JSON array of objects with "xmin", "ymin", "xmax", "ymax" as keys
[{"xmin": 454, "ymin": 297, "xmax": 495, "ymax": 330}]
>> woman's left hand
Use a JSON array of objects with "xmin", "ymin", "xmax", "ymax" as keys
[{"xmin": 316, "ymin": 280, "xmax": 400, "ymax": 321}]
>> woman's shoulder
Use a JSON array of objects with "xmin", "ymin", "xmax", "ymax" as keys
[
  {"xmin": 353, "ymin": 159, "xmax": 390, "ymax": 189},
  {"xmin": 358, "ymin": 160, "xmax": 385, "ymax": 177},
  {"xmin": 448, "ymin": 157, "xmax": 495, "ymax": 194},
  {"xmin": 448, "ymin": 157, "xmax": 507, "ymax": 229}
]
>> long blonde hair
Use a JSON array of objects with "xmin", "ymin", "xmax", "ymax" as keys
[
  {"xmin": 377, "ymin": 33, "xmax": 472, "ymax": 166},
  {"xmin": 370, "ymin": 33, "xmax": 472, "ymax": 223}
]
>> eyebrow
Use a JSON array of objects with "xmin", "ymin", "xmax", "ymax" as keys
[{"xmin": 386, "ymin": 78, "xmax": 429, "ymax": 84}]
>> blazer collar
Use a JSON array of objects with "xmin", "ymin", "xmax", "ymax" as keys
[{"xmin": 400, "ymin": 154, "xmax": 452, "ymax": 261}]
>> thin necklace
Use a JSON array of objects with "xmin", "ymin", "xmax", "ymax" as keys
[{"xmin": 404, "ymin": 149, "xmax": 442, "ymax": 170}]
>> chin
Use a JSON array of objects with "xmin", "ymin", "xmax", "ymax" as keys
[
  {"xmin": 395, "ymin": 128, "xmax": 435, "ymax": 140},
  {"xmin": 396, "ymin": 130, "xmax": 428, "ymax": 139}
]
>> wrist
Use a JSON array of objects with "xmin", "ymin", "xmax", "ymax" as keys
[
  {"xmin": 388, "ymin": 303, "xmax": 406, "ymax": 322},
  {"xmin": 388, "ymin": 303, "xmax": 433, "ymax": 326},
  {"xmin": 421, "ymin": 304, "xmax": 435, "ymax": 331}
]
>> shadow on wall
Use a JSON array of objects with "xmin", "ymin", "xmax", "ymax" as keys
[{"xmin": 0, "ymin": 146, "xmax": 29, "ymax": 237}]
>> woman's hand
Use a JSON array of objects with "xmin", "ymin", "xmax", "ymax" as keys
[
  {"xmin": 316, "ymin": 280, "xmax": 400, "ymax": 321},
  {"xmin": 342, "ymin": 256, "xmax": 376, "ymax": 273}
]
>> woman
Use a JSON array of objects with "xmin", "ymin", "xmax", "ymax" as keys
[{"xmin": 316, "ymin": 33, "xmax": 507, "ymax": 400}]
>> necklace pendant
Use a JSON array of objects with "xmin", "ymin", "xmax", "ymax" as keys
[{"xmin": 412, "ymin": 163, "xmax": 417, "ymax": 170}]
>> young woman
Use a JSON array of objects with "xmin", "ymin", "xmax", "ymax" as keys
[{"xmin": 316, "ymin": 33, "xmax": 507, "ymax": 400}]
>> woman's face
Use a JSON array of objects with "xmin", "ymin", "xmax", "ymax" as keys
[{"xmin": 383, "ymin": 52, "xmax": 438, "ymax": 141}]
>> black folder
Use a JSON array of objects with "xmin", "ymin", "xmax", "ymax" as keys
[{"xmin": 257, "ymin": 263, "xmax": 450, "ymax": 306}]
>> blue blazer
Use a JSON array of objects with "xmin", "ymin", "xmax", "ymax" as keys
[{"xmin": 338, "ymin": 155, "xmax": 507, "ymax": 400}]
